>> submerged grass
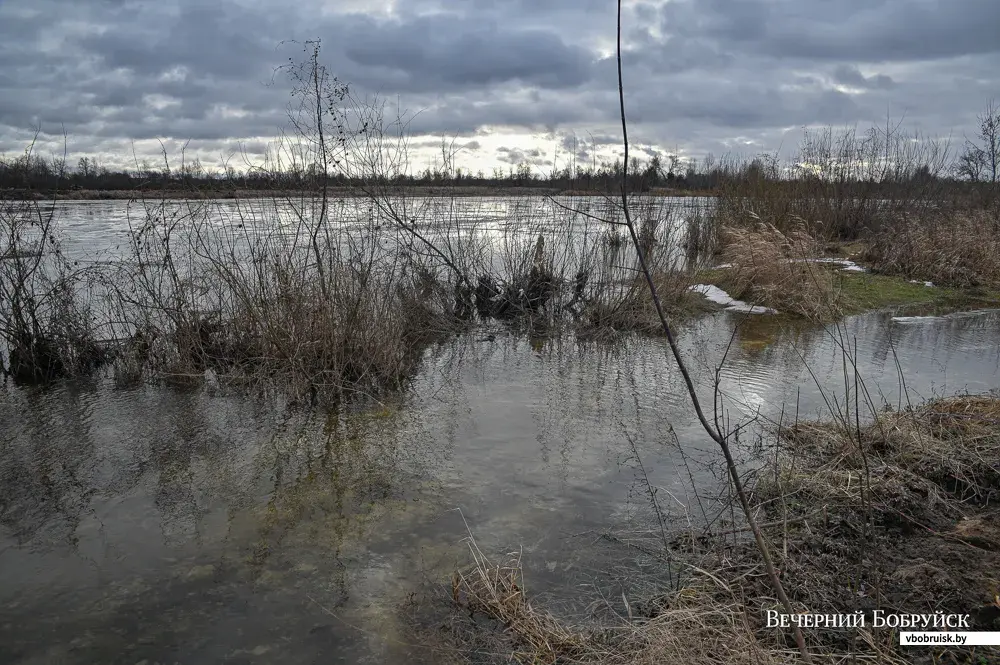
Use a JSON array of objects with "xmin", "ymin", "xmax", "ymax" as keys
[
  {"xmin": 449, "ymin": 535, "xmax": 797, "ymax": 665},
  {"xmin": 444, "ymin": 394, "xmax": 1000, "ymax": 665}
]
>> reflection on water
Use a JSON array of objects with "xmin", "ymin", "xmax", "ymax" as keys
[{"xmin": 1, "ymin": 307, "xmax": 999, "ymax": 663}]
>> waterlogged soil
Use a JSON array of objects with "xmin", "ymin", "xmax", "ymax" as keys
[{"xmin": 3, "ymin": 307, "xmax": 1000, "ymax": 663}]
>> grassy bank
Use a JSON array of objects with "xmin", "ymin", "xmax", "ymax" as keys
[
  {"xmin": 837, "ymin": 271, "xmax": 1000, "ymax": 315},
  {"xmin": 695, "ymin": 264, "xmax": 1000, "ymax": 319},
  {"xmin": 444, "ymin": 394, "xmax": 1000, "ymax": 664},
  {"xmin": 691, "ymin": 215, "xmax": 1000, "ymax": 319}
]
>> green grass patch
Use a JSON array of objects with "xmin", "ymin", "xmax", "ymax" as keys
[
  {"xmin": 692, "ymin": 264, "xmax": 1000, "ymax": 318},
  {"xmin": 835, "ymin": 271, "xmax": 1000, "ymax": 315}
]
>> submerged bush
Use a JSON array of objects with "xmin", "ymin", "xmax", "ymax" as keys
[{"xmin": 94, "ymin": 197, "xmax": 472, "ymax": 398}]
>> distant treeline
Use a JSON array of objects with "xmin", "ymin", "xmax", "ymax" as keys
[
  {"xmin": 0, "ymin": 152, "xmax": 706, "ymax": 194},
  {"xmin": 1, "ymin": 148, "xmax": 997, "ymax": 199}
]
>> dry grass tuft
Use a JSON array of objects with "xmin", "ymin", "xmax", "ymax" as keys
[
  {"xmin": 624, "ymin": 571, "xmax": 795, "ymax": 665},
  {"xmin": 718, "ymin": 222, "xmax": 843, "ymax": 320},
  {"xmin": 451, "ymin": 541, "xmax": 908, "ymax": 665},
  {"xmin": 452, "ymin": 536, "xmax": 606, "ymax": 664},
  {"xmin": 451, "ymin": 541, "xmax": 791, "ymax": 665},
  {"xmin": 863, "ymin": 210, "xmax": 1000, "ymax": 288},
  {"xmin": 579, "ymin": 270, "xmax": 698, "ymax": 336},
  {"xmin": 773, "ymin": 394, "xmax": 1000, "ymax": 511}
]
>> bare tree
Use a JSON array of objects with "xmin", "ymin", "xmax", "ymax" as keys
[
  {"xmin": 958, "ymin": 98, "xmax": 999, "ymax": 183},
  {"xmin": 956, "ymin": 144, "xmax": 987, "ymax": 182},
  {"xmin": 279, "ymin": 39, "xmax": 350, "ymax": 299}
]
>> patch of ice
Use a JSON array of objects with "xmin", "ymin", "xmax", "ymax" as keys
[
  {"xmin": 711, "ymin": 263, "xmax": 733, "ymax": 270},
  {"xmin": 727, "ymin": 303, "xmax": 779, "ymax": 314},
  {"xmin": 689, "ymin": 284, "xmax": 778, "ymax": 315},
  {"xmin": 690, "ymin": 283, "xmax": 734, "ymax": 305},
  {"xmin": 908, "ymin": 280, "xmax": 935, "ymax": 287},
  {"xmin": 788, "ymin": 257, "xmax": 868, "ymax": 273}
]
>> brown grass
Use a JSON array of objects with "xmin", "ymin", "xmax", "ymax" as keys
[
  {"xmin": 753, "ymin": 394, "xmax": 1000, "ymax": 663},
  {"xmin": 717, "ymin": 222, "xmax": 843, "ymax": 320},
  {"xmin": 709, "ymin": 125, "xmax": 952, "ymax": 241},
  {"xmin": 771, "ymin": 394, "xmax": 1000, "ymax": 514},
  {"xmin": 863, "ymin": 210, "xmax": 1000, "ymax": 288},
  {"xmin": 579, "ymin": 269, "xmax": 699, "ymax": 336},
  {"xmin": 450, "ymin": 538, "xmax": 911, "ymax": 665},
  {"xmin": 452, "ymin": 541, "xmax": 600, "ymax": 664},
  {"xmin": 450, "ymin": 535, "xmax": 798, "ymax": 665}
]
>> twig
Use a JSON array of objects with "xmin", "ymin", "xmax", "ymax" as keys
[{"xmin": 615, "ymin": 2, "xmax": 812, "ymax": 661}]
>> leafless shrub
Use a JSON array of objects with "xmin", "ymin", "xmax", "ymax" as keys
[
  {"xmin": 713, "ymin": 124, "xmax": 952, "ymax": 241},
  {"xmin": 0, "ymin": 155, "xmax": 103, "ymax": 381},
  {"xmin": 94, "ymin": 193, "xmax": 464, "ymax": 398}
]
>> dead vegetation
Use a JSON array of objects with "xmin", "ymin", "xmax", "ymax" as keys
[
  {"xmin": 449, "ymin": 544, "xmax": 805, "ymax": 665},
  {"xmin": 93, "ymin": 195, "xmax": 475, "ymax": 397},
  {"xmin": 771, "ymin": 394, "xmax": 1000, "ymax": 512},
  {"xmin": 1, "ymin": 190, "xmax": 700, "ymax": 394},
  {"xmin": 863, "ymin": 209, "xmax": 1000, "ymax": 289},
  {"xmin": 716, "ymin": 222, "xmax": 843, "ymax": 320},
  {"xmin": 0, "ymin": 193, "xmax": 107, "ymax": 381},
  {"xmin": 442, "ymin": 394, "xmax": 1000, "ymax": 665},
  {"xmin": 710, "ymin": 122, "xmax": 952, "ymax": 242},
  {"xmin": 751, "ymin": 394, "xmax": 1000, "ymax": 664}
]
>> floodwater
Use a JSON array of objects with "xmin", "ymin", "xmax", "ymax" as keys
[
  {"xmin": 42, "ymin": 195, "xmax": 710, "ymax": 264},
  {"xmin": 2, "ymin": 200, "xmax": 999, "ymax": 664}
]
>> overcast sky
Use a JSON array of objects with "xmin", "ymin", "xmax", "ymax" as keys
[{"xmin": 1, "ymin": 0, "xmax": 997, "ymax": 175}]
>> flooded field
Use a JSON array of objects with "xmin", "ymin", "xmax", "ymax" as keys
[
  {"xmin": 44, "ymin": 195, "xmax": 709, "ymax": 264},
  {"xmin": 1, "ymin": 199, "xmax": 999, "ymax": 663}
]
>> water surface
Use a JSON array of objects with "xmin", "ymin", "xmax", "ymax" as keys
[{"xmin": 2, "ymin": 199, "xmax": 999, "ymax": 663}]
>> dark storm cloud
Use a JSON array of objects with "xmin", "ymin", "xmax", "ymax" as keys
[
  {"xmin": 0, "ymin": 0, "xmax": 997, "ymax": 168},
  {"xmin": 341, "ymin": 14, "xmax": 592, "ymax": 90},
  {"xmin": 659, "ymin": 0, "xmax": 1000, "ymax": 62}
]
